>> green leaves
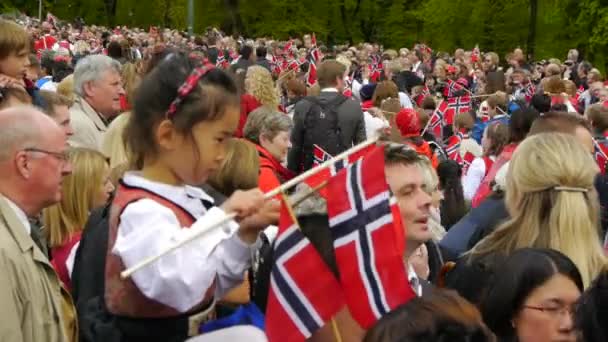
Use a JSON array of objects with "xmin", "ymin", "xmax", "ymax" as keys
[{"xmin": 7, "ymin": 0, "xmax": 607, "ymax": 72}]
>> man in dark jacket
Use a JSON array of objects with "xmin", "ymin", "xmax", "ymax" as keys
[
  {"xmin": 206, "ymin": 35, "xmax": 219, "ymax": 65},
  {"xmin": 287, "ymin": 60, "xmax": 366, "ymax": 172},
  {"xmin": 255, "ymin": 46, "xmax": 271, "ymax": 72},
  {"xmin": 230, "ymin": 45, "xmax": 255, "ymax": 74}
]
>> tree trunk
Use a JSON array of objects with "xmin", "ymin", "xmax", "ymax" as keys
[{"xmin": 527, "ymin": 0, "xmax": 538, "ymax": 61}]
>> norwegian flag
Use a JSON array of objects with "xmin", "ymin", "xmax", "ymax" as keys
[
  {"xmin": 306, "ymin": 34, "xmax": 320, "ymax": 87},
  {"xmin": 326, "ymin": 146, "xmax": 416, "ymax": 328},
  {"xmin": 594, "ymin": 138, "xmax": 608, "ymax": 175},
  {"xmin": 368, "ymin": 55, "xmax": 383, "ymax": 83},
  {"xmin": 283, "ymin": 39, "xmax": 295, "ymax": 57},
  {"xmin": 269, "ymin": 54, "xmax": 282, "ymax": 75},
  {"xmin": 523, "ymin": 82, "xmax": 536, "ymax": 103},
  {"xmin": 304, "ymin": 145, "xmax": 375, "ymax": 198},
  {"xmin": 443, "ymin": 79, "xmax": 465, "ymax": 98},
  {"xmin": 424, "ymin": 101, "xmax": 447, "ymax": 140},
  {"xmin": 215, "ymin": 50, "xmax": 229, "ymax": 69},
  {"xmin": 444, "ymin": 96, "xmax": 471, "ymax": 125},
  {"xmin": 312, "ymin": 144, "xmax": 332, "ymax": 167},
  {"xmin": 421, "ymin": 85, "xmax": 431, "ymax": 97},
  {"xmin": 266, "ymin": 201, "xmax": 345, "ymax": 342},
  {"xmin": 461, "ymin": 151, "xmax": 477, "ymax": 176},
  {"xmin": 445, "ymin": 132, "xmax": 464, "ymax": 163}
]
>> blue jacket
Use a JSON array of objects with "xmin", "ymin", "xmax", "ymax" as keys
[{"xmin": 472, "ymin": 115, "xmax": 510, "ymax": 144}]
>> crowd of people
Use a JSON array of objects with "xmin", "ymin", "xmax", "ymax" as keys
[{"xmin": 1, "ymin": 11, "xmax": 608, "ymax": 342}]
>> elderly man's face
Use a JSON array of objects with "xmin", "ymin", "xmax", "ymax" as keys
[
  {"xmin": 85, "ymin": 70, "xmax": 124, "ymax": 118},
  {"xmin": 23, "ymin": 121, "xmax": 72, "ymax": 208}
]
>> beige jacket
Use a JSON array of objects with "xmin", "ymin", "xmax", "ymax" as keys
[
  {"xmin": 0, "ymin": 196, "xmax": 76, "ymax": 342},
  {"xmin": 68, "ymin": 96, "xmax": 109, "ymax": 152}
]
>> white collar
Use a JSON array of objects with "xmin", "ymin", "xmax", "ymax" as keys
[
  {"xmin": 2, "ymin": 195, "xmax": 31, "ymax": 235},
  {"xmin": 407, "ymin": 262, "xmax": 422, "ymax": 297},
  {"xmin": 321, "ymin": 87, "xmax": 339, "ymax": 93},
  {"xmin": 121, "ymin": 171, "xmax": 215, "ymax": 216}
]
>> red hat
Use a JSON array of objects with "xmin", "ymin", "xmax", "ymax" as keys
[
  {"xmin": 395, "ymin": 108, "xmax": 420, "ymax": 138},
  {"xmin": 446, "ymin": 65, "xmax": 457, "ymax": 74}
]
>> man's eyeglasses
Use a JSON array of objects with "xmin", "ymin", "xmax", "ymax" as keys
[{"xmin": 24, "ymin": 148, "xmax": 69, "ymax": 163}]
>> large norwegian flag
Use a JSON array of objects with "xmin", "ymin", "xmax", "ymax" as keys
[
  {"xmin": 523, "ymin": 81, "xmax": 536, "ymax": 103},
  {"xmin": 266, "ymin": 201, "xmax": 344, "ymax": 342},
  {"xmin": 326, "ymin": 146, "xmax": 416, "ymax": 328},
  {"xmin": 444, "ymin": 96, "xmax": 471, "ymax": 125},
  {"xmin": 443, "ymin": 79, "xmax": 465, "ymax": 98},
  {"xmin": 304, "ymin": 144, "xmax": 375, "ymax": 198}
]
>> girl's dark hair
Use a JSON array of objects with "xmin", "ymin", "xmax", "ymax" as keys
[
  {"xmin": 364, "ymin": 289, "xmax": 495, "ymax": 342},
  {"xmin": 576, "ymin": 269, "xmax": 608, "ymax": 342},
  {"xmin": 484, "ymin": 122, "xmax": 509, "ymax": 157},
  {"xmin": 481, "ymin": 248, "xmax": 584, "ymax": 341},
  {"xmin": 437, "ymin": 160, "xmax": 467, "ymax": 230},
  {"xmin": 107, "ymin": 41, "xmax": 123, "ymax": 59},
  {"xmin": 125, "ymin": 52, "xmax": 239, "ymax": 169},
  {"xmin": 508, "ymin": 107, "xmax": 540, "ymax": 143}
]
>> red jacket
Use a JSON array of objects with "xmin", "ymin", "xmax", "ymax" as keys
[
  {"xmin": 236, "ymin": 94, "xmax": 262, "ymax": 138},
  {"xmin": 50, "ymin": 231, "xmax": 82, "ymax": 291},
  {"xmin": 255, "ymin": 144, "xmax": 295, "ymax": 196}
]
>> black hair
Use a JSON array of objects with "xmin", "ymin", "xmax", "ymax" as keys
[
  {"xmin": 240, "ymin": 45, "xmax": 253, "ymax": 59},
  {"xmin": 481, "ymin": 248, "xmax": 583, "ymax": 341},
  {"xmin": 51, "ymin": 60, "xmax": 73, "ymax": 83},
  {"xmin": 126, "ymin": 52, "xmax": 239, "ymax": 169},
  {"xmin": 575, "ymin": 269, "xmax": 608, "ymax": 342},
  {"xmin": 531, "ymin": 93, "xmax": 551, "ymax": 113},
  {"xmin": 437, "ymin": 160, "xmax": 467, "ymax": 230},
  {"xmin": 107, "ymin": 41, "xmax": 122, "ymax": 59},
  {"xmin": 508, "ymin": 107, "xmax": 540, "ymax": 143},
  {"xmin": 256, "ymin": 45, "xmax": 267, "ymax": 58}
]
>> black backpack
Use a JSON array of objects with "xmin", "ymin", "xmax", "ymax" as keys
[{"xmin": 300, "ymin": 94, "xmax": 349, "ymax": 171}]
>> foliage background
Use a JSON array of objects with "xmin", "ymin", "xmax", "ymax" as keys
[{"xmin": 4, "ymin": 0, "xmax": 608, "ymax": 71}]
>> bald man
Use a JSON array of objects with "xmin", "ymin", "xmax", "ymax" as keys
[{"xmin": 0, "ymin": 106, "xmax": 75, "ymax": 342}]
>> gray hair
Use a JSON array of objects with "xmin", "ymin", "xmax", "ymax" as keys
[
  {"xmin": 0, "ymin": 106, "xmax": 43, "ymax": 161},
  {"xmin": 73, "ymin": 54, "xmax": 121, "ymax": 97},
  {"xmin": 243, "ymin": 106, "xmax": 293, "ymax": 144},
  {"xmin": 291, "ymin": 183, "xmax": 327, "ymax": 217}
]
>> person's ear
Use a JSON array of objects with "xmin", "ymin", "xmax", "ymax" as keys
[
  {"xmin": 259, "ymin": 133, "xmax": 271, "ymax": 148},
  {"xmin": 156, "ymin": 119, "xmax": 179, "ymax": 152},
  {"xmin": 14, "ymin": 151, "xmax": 31, "ymax": 179},
  {"xmin": 82, "ymin": 80, "xmax": 96, "ymax": 98}
]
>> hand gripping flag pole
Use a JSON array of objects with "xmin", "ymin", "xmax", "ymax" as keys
[{"xmin": 120, "ymin": 137, "xmax": 379, "ymax": 279}]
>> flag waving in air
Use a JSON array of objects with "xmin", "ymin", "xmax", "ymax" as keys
[
  {"xmin": 326, "ymin": 146, "xmax": 416, "ymax": 328},
  {"xmin": 266, "ymin": 199, "xmax": 344, "ymax": 342},
  {"xmin": 304, "ymin": 144, "xmax": 375, "ymax": 198},
  {"xmin": 306, "ymin": 33, "xmax": 320, "ymax": 87}
]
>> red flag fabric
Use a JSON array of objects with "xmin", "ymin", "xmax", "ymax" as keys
[
  {"xmin": 444, "ymin": 96, "xmax": 471, "ymax": 125},
  {"xmin": 312, "ymin": 144, "xmax": 332, "ymax": 168},
  {"xmin": 425, "ymin": 101, "xmax": 447, "ymax": 140},
  {"xmin": 443, "ymin": 79, "xmax": 465, "ymax": 98},
  {"xmin": 326, "ymin": 146, "xmax": 416, "ymax": 328},
  {"xmin": 461, "ymin": 151, "xmax": 477, "ymax": 176},
  {"xmin": 594, "ymin": 138, "xmax": 608, "ymax": 175},
  {"xmin": 266, "ymin": 201, "xmax": 344, "ymax": 342},
  {"xmin": 304, "ymin": 145, "xmax": 375, "ymax": 198},
  {"xmin": 445, "ymin": 132, "xmax": 464, "ymax": 164},
  {"xmin": 306, "ymin": 34, "xmax": 320, "ymax": 87},
  {"xmin": 215, "ymin": 50, "xmax": 229, "ymax": 69}
]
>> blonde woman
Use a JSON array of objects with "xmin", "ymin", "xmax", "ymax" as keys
[
  {"xmin": 470, "ymin": 133, "xmax": 606, "ymax": 287},
  {"xmin": 44, "ymin": 148, "xmax": 114, "ymax": 290},
  {"xmin": 236, "ymin": 65, "xmax": 281, "ymax": 137}
]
